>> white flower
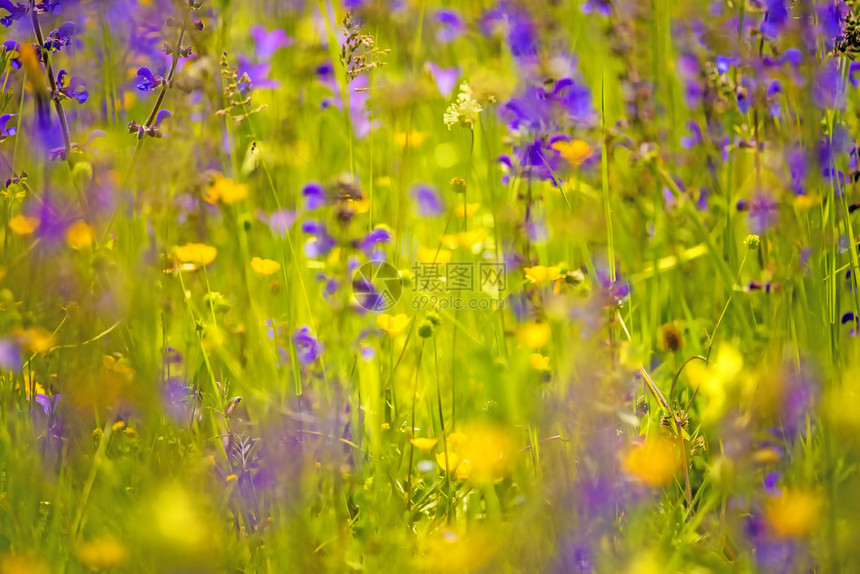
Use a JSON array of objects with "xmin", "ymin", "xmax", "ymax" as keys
[{"xmin": 443, "ymin": 82, "xmax": 483, "ymax": 130}]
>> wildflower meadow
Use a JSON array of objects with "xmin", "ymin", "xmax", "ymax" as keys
[{"xmin": 2, "ymin": 0, "xmax": 860, "ymax": 571}]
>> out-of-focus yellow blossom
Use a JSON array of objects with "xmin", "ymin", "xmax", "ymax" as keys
[
  {"xmin": 112, "ymin": 420, "xmax": 126, "ymax": 432},
  {"xmin": 250, "ymin": 257, "xmax": 281, "ymax": 276},
  {"xmin": 416, "ymin": 246, "xmax": 452, "ymax": 264},
  {"xmin": 347, "ymin": 197, "xmax": 370, "ymax": 214},
  {"xmin": 203, "ymin": 175, "xmax": 248, "ymax": 205},
  {"xmin": 174, "ymin": 243, "xmax": 217, "ymax": 267},
  {"xmin": 441, "ymin": 228, "xmax": 488, "ymax": 249},
  {"xmin": 551, "ymin": 139, "xmax": 593, "ymax": 166},
  {"xmin": 103, "ymin": 355, "xmax": 135, "ymax": 381},
  {"xmin": 0, "ymin": 554, "xmax": 50, "ymax": 574},
  {"xmin": 15, "ymin": 326, "xmax": 55, "ymax": 354},
  {"xmin": 435, "ymin": 425, "xmax": 515, "ymax": 483},
  {"xmin": 395, "ymin": 130, "xmax": 428, "ymax": 147},
  {"xmin": 410, "ymin": 438, "xmax": 438, "ymax": 450},
  {"xmin": 75, "ymin": 536, "xmax": 129, "ymax": 570},
  {"xmin": 143, "ymin": 483, "xmax": 213, "ymax": 557},
  {"xmin": 524, "ymin": 265, "xmax": 563, "ymax": 285},
  {"xmin": 518, "ymin": 322, "xmax": 551, "ymax": 349},
  {"xmin": 454, "ymin": 203, "xmax": 481, "ymax": 217},
  {"xmin": 415, "ymin": 527, "xmax": 499, "ymax": 572},
  {"xmin": 685, "ymin": 344, "xmax": 744, "ymax": 422},
  {"xmin": 765, "ymin": 490, "xmax": 822, "ymax": 539},
  {"xmin": 530, "ymin": 353, "xmax": 550, "ymax": 370},
  {"xmin": 226, "ymin": 474, "xmax": 238, "ymax": 482},
  {"xmin": 8, "ymin": 215, "xmax": 39, "ymax": 235},
  {"xmin": 377, "ymin": 313, "xmax": 410, "ymax": 337},
  {"xmin": 66, "ymin": 221, "xmax": 95, "ymax": 250},
  {"xmin": 623, "ymin": 436, "xmax": 681, "ymax": 487}
]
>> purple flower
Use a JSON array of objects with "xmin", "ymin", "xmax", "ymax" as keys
[
  {"xmin": 317, "ymin": 65, "xmax": 377, "ymax": 139},
  {"xmin": 239, "ymin": 29, "xmax": 293, "ymax": 92},
  {"xmin": 760, "ymin": 0, "xmax": 789, "ymax": 38},
  {"xmin": 500, "ymin": 78, "xmax": 594, "ymax": 131},
  {"xmin": 680, "ymin": 121, "xmax": 703, "ymax": 149},
  {"xmin": 293, "ymin": 326, "xmax": 322, "ymax": 365},
  {"xmin": 426, "ymin": 62, "xmax": 460, "ymax": 98},
  {"xmin": 135, "ymin": 67, "xmax": 163, "ymax": 92},
  {"xmin": 302, "ymin": 182, "xmax": 327, "ymax": 210},
  {"xmin": 678, "ymin": 53, "xmax": 704, "ymax": 108},
  {"xmin": 582, "ymin": 0, "xmax": 611, "ymax": 15},
  {"xmin": 302, "ymin": 220, "xmax": 336, "ymax": 258},
  {"xmin": 0, "ymin": 337, "xmax": 21, "ymax": 370},
  {"xmin": 251, "ymin": 25, "xmax": 291, "ymax": 58},
  {"xmin": 0, "ymin": 113, "xmax": 17, "ymax": 140},
  {"xmin": 739, "ymin": 194, "xmax": 778, "ymax": 233},
  {"xmin": 481, "ymin": 1, "xmax": 537, "ymax": 60},
  {"xmin": 410, "ymin": 184, "xmax": 444, "ymax": 216},
  {"xmin": 434, "ymin": 9, "xmax": 465, "ymax": 43},
  {"xmin": 814, "ymin": 60, "xmax": 846, "ymax": 110},
  {"xmin": 357, "ymin": 227, "xmax": 392, "ymax": 258},
  {"xmin": 57, "ymin": 69, "xmax": 88, "ymax": 104},
  {"xmin": 780, "ymin": 48, "xmax": 803, "ymax": 68},
  {"xmin": 715, "ymin": 54, "xmax": 738, "ymax": 74},
  {"xmin": 44, "ymin": 21, "xmax": 75, "ymax": 52},
  {"xmin": 2, "ymin": 40, "xmax": 21, "ymax": 68},
  {"xmin": 0, "ymin": 0, "xmax": 27, "ymax": 27},
  {"xmin": 264, "ymin": 209, "xmax": 297, "ymax": 237},
  {"xmin": 31, "ymin": 393, "xmax": 62, "ymax": 416}
]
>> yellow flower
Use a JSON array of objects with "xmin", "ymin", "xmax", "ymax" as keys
[
  {"xmin": 377, "ymin": 313, "xmax": 410, "ymax": 337},
  {"xmin": 440, "ymin": 228, "xmax": 489, "ymax": 249},
  {"xmin": 530, "ymin": 353, "xmax": 550, "ymax": 370},
  {"xmin": 250, "ymin": 257, "xmax": 281, "ymax": 276},
  {"xmin": 685, "ymin": 344, "xmax": 744, "ymax": 422},
  {"xmin": 204, "ymin": 175, "xmax": 248, "ymax": 205},
  {"xmin": 226, "ymin": 474, "xmax": 238, "ymax": 482},
  {"xmin": 395, "ymin": 130, "xmax": 428, "ymax": 147},
  {"xmin": 551, "ymin": 139, "xmax": 593, "ymax": 166},
  {"xmin": 348, "ymin": 197, "xmax": 371, "ymax": 214},
  {"xmin": 15, "ymin": 326, "xmax": 55, "ymax": 354},
  {"xmin": 410, "ymin": 438, "xmax": 439, "ymax": 450},
  {"xmin": 454, "ymin": 203, "xmax": 481, "ymax": 217},
  {"xmin": 435, "ymin": 425, "xmax": 515, "ymax": 483},
  {"xmin": 623, "ymin": 437, "xmax": 681, "ymax": 488},
  {"xmin": 518, "ymin": 322, "xmax": 551, "ymax": 349},
  {"xmin": 8, "ymin": 215, "xmax": 39, "ymax": 235},
  {"xmin": 417, "ymin": 246, "xmax": 452, "ymax": 264},
  {"xmin": 174, "ymin": 243, "xmax": 217, "ymax": 266},
  {"xmin": 524, "ymin": 265, "xmax": 562, "ymax": 285},
  {"xmin": 74, "ymin": 536, "xmax": 129, "ymax": 570},
  {"xmin": 765, "ymin": 490, "xmax": 822, "ymax": 539},
  {"xmin": 66, "ymin": 221, "xmax": 95, "ymax": 250}
]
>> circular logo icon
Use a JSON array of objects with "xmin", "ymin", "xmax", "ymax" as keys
[{"xmin": 352, "ymin": 260, "xmax": 402, "ymax": 311}]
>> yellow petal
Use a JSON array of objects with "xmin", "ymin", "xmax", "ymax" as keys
[
  {"xmin": 9, "ymin": 215, "xmax": 40, "ymax": 235},
  {"xmin": 518, "ymin": 322, "xmax": 551, "ymax": 349},
  {"xmin": 66, "ymin": 221, "xmax": 95, "ymax": 250},
  {"xmin": 174, "ymin": 243, "xmax": 218, "ymax": 266},
  {"xmin": 410, "ymin": 438, "xmax": 439, "ymax": 450},
  {"xmin": 204, "ymin": 175, "xmax": 248, "ymax": 205},
  {"xmin": 765, "ymin": 490, "xmax": 822, "ymax": 539},
  {"xmin": 529, "ymin": 353, "xmax": 550, "ymax": 370},
  {"xmin": 454, "ymin": 203, "xmax": 481, "ymax": 217},
  {"xmin": 417, "ymin": 246, "xmax": 452, "ymax": 263},
  {"xmin": 551, "ymin": 139, "xmax": 593, "ymax": 166},
  {"xmin": 623, "ymin": 437, "xmax": 681, "ymax": 488},
  {"xmin": 250, "ymin": 257, "xmax": 280, "ymax": 276}
]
